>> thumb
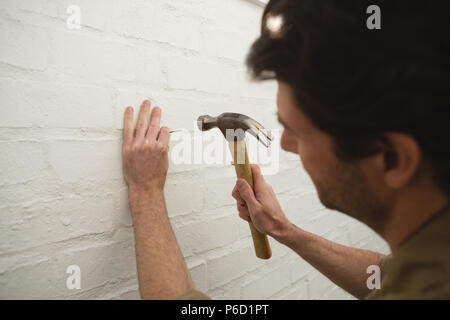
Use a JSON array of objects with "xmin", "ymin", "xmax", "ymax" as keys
[
  {"xmin": 250, "ymin": 164, "xmax": 265, "ymax": 192},
  {"xmin": 236, "ymin": 179, "xmax": 259, "ymax": 209}
]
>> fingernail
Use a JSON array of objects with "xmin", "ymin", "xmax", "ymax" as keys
[
  {"xmin": 153, "ymin": 107, "xmax": 161, "ymax": 112},
  {"xmin": 126, "ymin": 107, "xmax": 132, "ymax": 113}
]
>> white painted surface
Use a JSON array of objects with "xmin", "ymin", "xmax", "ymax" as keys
[{"xmin": 0, "ymin": 0, "xmax": 389, "ymax": 299}]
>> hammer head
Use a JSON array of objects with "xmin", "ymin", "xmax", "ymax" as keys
[{"xmin": 197, "ymin": 113, "xmax": 273, "ymax": 148}]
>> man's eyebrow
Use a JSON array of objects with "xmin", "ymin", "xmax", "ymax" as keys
[{"xmin": 276, "ymin": 113, "xmax": 297, "ymax": 133}]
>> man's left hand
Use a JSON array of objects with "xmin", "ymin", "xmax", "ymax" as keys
[{"xmin": 122, "ymin": 100, "xmax": 171, "ymax": 198}]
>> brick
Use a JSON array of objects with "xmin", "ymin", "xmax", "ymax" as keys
[
  {"xmin": 324, "ymin": 285, "xmax": 355, "ymax": 300},
  {"xmin": 5, "ymin": 0, "xmax": 59, "ymax": 19},
  {"xmin": 270, "ymin": 279, "xmax": 309, "ymax": 300},
  {"xmin": 238, "ymin": 72, "xmax": 277, "ymax": 100},
  {"xmin": 175, "ymin": 215, "xmax": 239, "ymax": 256},
  {"xmin": 0, "ymin": 177, "xmax": 61, "ymax": 209},
  {"xmin": 111, "ymin": 1, "xmax": 200, "ymax": 50},
  {"xmin": 49, "ymin": 31, "xmax": 135, "ymax": 83},
  {"xmin": 0, "ymin": 193, "xmax": 117, "ymax": 254},
  {"xmin": 0, "ymin": 141, "xmax": 47, "ymax": 186},
  {"xmin": 241, "ymin": 263, "xmax": 291, "ymax": 299},
  {"xmin": 48, "ymin": 139, "xmax": 122, "ymax": 183},
  {"xmin": 157, "ymin": 8, "xmax": 201, "ymax": 51},
  {"xmin": 113, "ymin": 288, "xmax": 140, "ymax": 300},
  {"xmin": 0, "ymin": 19, "xmax": 49, "ymax": 71},
  {"xmin": 187, "ymin": 259, "xmax": 207, "ymax": 292},
  {"xmin": 203, "ymin": 174, "xmax": 236, "ymax": 209},
  {"xmin": 164, "ymin": 178, "xmax": 204, "ymax": 216},
  {"xmin": 308, "ymin": 273, "xmax": 338, "ymax": 300},
  {"xmin": 145, "ymin": 95, "xmax": 204, "ymax": 133},
  {"xmin": 12, "ymin": 0, "xmax": 111, "ymax": 31},
  {"xmin": 207, "ymin": 283, "xmax": 241, "ymax": 300},
  {"xmin": 51, "ymin": 239, "xmax": 138, "ymax": 294},
  {"xmin": 167, "ymin": 56, "xmax": 238, "ymax": 95},
  {"xmin": 66, "ymin": 0, "xmax": 112, "ymax": 31},
  {"xmin": 0, "ymin": 259, "xmax": 61, "ymax": 299},
  {"xmin": 201, "ymin": 24, "xmax": 251, "ymax": 62},
  {"xmin": 288, "ymin": 258, "xmax": 313, "ymax": 284},
  {"xmin": 265, "ymin": 168, "xmax": 309, "ymax": 194},
  {"xmin": 207, "ymin": 245, "xmax": 262, "ymax": 289},
  {"xmin": 347, "ymin": 221, "xmax": 375, "ymax": 246},
  {"xmin": 111, "ymin": 0, "xmax": 164, "ymax": 42},
  {"xmin": 0, "ymin": 79, "xmax": 114, "ymax": 128}
]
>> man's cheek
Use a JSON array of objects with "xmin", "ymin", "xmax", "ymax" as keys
[
  {"xmin": 280, "ymin": 132, "xmax": 295, "ymax": 153},
  {"xmin": 298, "ymin": 147, "xmax": 322, "ymax": 178},
  {"xmin": 280, "ymin": 131, "xmax": 287, "ymax": 147}
]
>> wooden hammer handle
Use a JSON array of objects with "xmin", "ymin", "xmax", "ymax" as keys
[{"xmin": 229, "ymin": 140, "xmax": 272, "ymax": 260}]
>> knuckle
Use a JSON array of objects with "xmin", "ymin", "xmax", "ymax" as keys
[
  {"xmin": 154, "ymin": 142, "xmax": 168, "ymax": 153},
  {"xmin": 162, "ymin": 145, "xmax": 170, "ymax": 154},
  {"xmin": 154, "ymin": 141, "xmax": 163, "ymax": 151},
  {"xmin": 122, "ymin": 147, "xmax": 131, "ymax": 156},
  {"xmin": 143, "ymin": 140, "xmax": 153, "ymax": 148},
  {"xmin": 136, "ymin": 121, "xmax": 146, "ymax": 130},
  {"xmin": 131, "ymin": 144, "xmax": 140, "ymax": 153},
  {"xmin": 237, "ymin": 205, "xmax": 246, "ymax": 214}
]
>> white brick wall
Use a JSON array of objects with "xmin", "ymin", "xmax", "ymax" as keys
[{"xmin": 0, "ymin": 0, "xmax": 389, "ymax": 299}]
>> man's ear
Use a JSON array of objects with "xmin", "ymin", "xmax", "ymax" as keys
[{"xmin": 377, "ymin": 133, "xmax": 422, "ymax": 189}]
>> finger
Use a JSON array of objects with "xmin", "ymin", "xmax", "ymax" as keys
[
  {"xmin": 250, "ymin": 164, "xmax": 265, "ymax": 186},
  {"xmin": 232, "ymin": 184, "xmax": 245, "ymax": 203},
  {"xmin": 146, "ymin": 106, "xmax": 162, "ymax": 141},
  {"xmin": 123, "ymin": 106, "xmax": 134, "ymax": 147},
  {"xmin": 136, "ymin": 100, "xmax": 151, "ymax": 141},
  {"xmin": 237, "ymin": 202, "xmax": 249, "ymax": 215},
  {"xmin": 157, "ymin": 126, "xmax": 170, "ymax": 146},
  {"xmin": 236, "ymin": 178, "xmax": 259, "ymax": 209},
  {"xmin": 239, "ymin": 212, "xmax": 251, "ymax": 223}
]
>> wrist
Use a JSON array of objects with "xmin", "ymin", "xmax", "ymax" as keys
[
  {"xmin": 273, "ymin": 221, "xmax": 301, "ymax": 246},
  {"xmin": 128, "ymin": 187, "xmax": 164, "ymax": 210}
]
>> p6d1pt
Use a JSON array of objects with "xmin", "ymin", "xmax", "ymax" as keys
[{"xmin": 225, "ymin": 304, "xmax": 269, "ymax": 315}]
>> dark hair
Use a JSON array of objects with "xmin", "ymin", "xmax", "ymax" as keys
[{"xmin": 246, "ymin": 0, "xmax": 450, "ymax": 194}]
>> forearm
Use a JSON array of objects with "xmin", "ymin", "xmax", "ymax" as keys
[
  {"xmin": 129, "ymin": 190, "xmax": 194, "ymax": 299},
  {"xmin": 274, "ymin": 222, "xmax": 385, "ymax": 299}
]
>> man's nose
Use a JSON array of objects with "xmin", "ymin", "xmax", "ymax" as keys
[{"xmin": 280, "ymin": 131, "xmax": 297, "ymax": 154}]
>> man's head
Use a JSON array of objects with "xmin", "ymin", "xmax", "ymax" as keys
[{"xmin": 246, "ymin": 0, "xmax": 450, "ymax": 233}]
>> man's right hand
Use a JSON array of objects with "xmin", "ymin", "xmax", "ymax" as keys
[{"xmin": 232, "ymin": 164, "xmax": 291, "ymax": 239}]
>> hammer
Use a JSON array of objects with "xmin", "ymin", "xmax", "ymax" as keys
[{"xmin": 197, "ymin": 113, "xmax": 273, "ymax": 259}]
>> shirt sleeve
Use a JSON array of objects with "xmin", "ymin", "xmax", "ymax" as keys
[
  {"xmin": 175, "ymin": 289, "xmax": 212, "ymax": 300},
  {"xmin": 379, "ymin": 253, "xmax": 393, "ymax": 273}
]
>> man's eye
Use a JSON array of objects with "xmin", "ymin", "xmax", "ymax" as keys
[
  {"xmin": 285, "ymin": 128, "xmax": 300, "ymax": 138},
  {"xmin": 284, "ymin": 127, "xmax": 294, "ymax": 134}
]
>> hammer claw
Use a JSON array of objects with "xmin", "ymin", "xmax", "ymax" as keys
[
  {"xmin": 244, "ymin": 118, "xmax": 273, "ymax": 148},
  {"xmin": 197, "ymin": 112, "xmax": 273, "ymax": 148}
]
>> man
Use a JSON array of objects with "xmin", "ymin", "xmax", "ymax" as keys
[{"xmin": 122, "ymin": 0, "xmax": 450, "ymax": 299}]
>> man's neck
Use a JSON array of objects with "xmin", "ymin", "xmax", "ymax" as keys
[{"xmin": 383, "ymin": 183, "xmax": 448, "ymax": 254}]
